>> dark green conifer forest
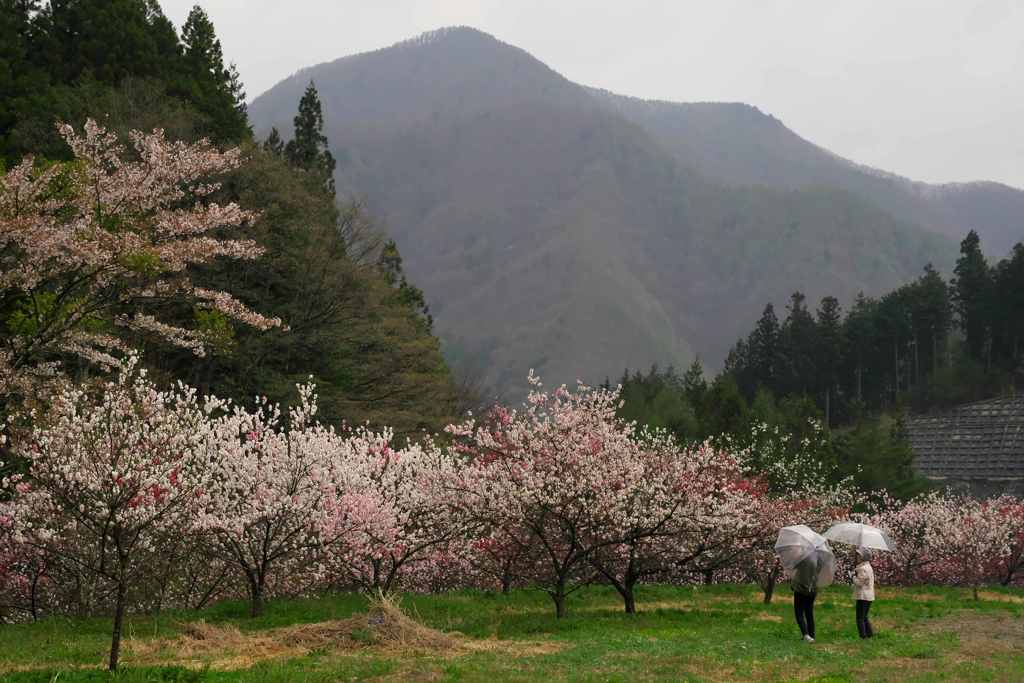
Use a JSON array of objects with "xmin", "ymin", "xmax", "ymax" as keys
[{"xmin": 615, "ymin": 229, "xmax": 1024, "ymax": 498}]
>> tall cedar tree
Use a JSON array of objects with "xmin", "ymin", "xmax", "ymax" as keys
[
  {"xmin": 993, "ymin": 244, "xmax": 1024, "ymax": 370},
  {"xmin": 0, "ymin": 0, "xmax": 42, "ymax": 156},
  {"xmin": 179, "ymin": 5, "xmax": 249, "ymax": 142},
  {"xmin": 285, "ymin": 81, "xmax": 336, "ymax": 194},
  {"xmin": 263, "ymin": 126, "xmax": 284, "ymax": 155},
  {"xmin": 815, "ymin": 296, "xmax": 843, "ymax": 425},
  {"xmin": 908, "ymin": 264, "xmax": 952, "ymax": 379},
  {"xmin": 951, "ymin": 230, "xmax": 993, "ymax": 366},
  {"xmin": 780, "ymin": 292, "xmax": 817, "ymax": 396},
  {"xmin": 378, "ymin": 239, "xmax": 434, "ymax": 332},
  {"xmin": 682, "ymin": 358, "xmax": 708, "ymax": 407},
  {"xmin": 748, "ymin": 304, "xmax": 780, "ymax": 395}
]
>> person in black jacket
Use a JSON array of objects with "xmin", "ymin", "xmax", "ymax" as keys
[{"xmin": 791, "ymin": 552, "xmax": 821, "ymax": 642}]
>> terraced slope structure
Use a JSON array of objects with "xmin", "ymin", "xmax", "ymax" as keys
[
  {"xmin": 907, "ymin": 397, "xmax": 1024, "ymax": 496},
  {"xmin": 247, "ymin": 27, "xmax": 1023, "ymax": 392}
]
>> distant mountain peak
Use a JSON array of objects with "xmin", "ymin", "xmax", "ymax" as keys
[
  {"xmin": 248, "ymin": 27, "xmax": 1022, "ymax": 390},
  {"xmin": 398, "ymin": 26, "xmax": 499, "ymax": 46}
]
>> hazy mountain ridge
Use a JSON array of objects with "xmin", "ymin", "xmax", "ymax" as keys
[
  {"xmin": 250, "ymin": 27, "xmax": 969, "ymax": 393},
  {"xmin": 589, "ymin": 87, "xmax": 1024, "ymax": 256}
]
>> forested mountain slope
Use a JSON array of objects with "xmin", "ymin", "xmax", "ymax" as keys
[
  {"xmin": 590, "ymin": 89, "xmax": 1024, "ymax": 257},
  {"xmin": 0, "ymin": 1, "xmax": 459, "ymax": 434},
  {"xmin": 250, "ymin": 27, "xmax": 959, "ymax": 393}
]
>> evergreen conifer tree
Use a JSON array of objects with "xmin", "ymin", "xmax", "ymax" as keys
[
  {"xmin": 993, "ymin": 244, "xmax": 1024, "ymax": 371},
  {"xmin": 843, "ymin": 293, "xmax": 878, "ymax": 404},
  {"xmin": 285, "ymin": 80, "xmax": 336, "ymax": 194},
  {"xmin": 378, "ymin": 239, "xmax": 433, "ymax": 332},
  {"xmin": 182, "ymin": 6, "xmax": 225, "ymax": 82},
  {"xmin": 263, "ymin": 126, "xmax": 284, "ymax": 155},
  {"xmin": 780, "ymin": 291, "xmax": 817, "ymax": 395},
  {"xmin": 815, "ymin": 296, "xmax": 843, "ymax": 424},
  {"xmin": 909, "ymin": 264, "xmax": 951, "ymax": 379},
  {"xmin": 682, "ymin": 358, "xmax": 708, "ymax": 407},
  {"xmin": 0, "ymin": 0, "xmax": 42, "ymax": 161},
  {"xmin": 180, "ymin": 5, "xmax": 248, "ymax": 141},
  {"xmin": 749, "ymin": 304, "xmax": 781, "ymax": 394},
  {"xmin": 951, "ymin": 230, "xmax": 993, "ymax": 365}
]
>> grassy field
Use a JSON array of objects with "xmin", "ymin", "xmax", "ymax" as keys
[{"xmin": 1, "ymin": 583, "xmax": 1022, "ymax": 682}]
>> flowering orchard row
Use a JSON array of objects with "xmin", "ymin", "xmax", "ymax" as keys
[{"xmin": 1, "ymin": 360, "xmax": 1022, "ymax": 668}]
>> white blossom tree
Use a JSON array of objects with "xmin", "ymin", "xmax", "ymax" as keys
[
  {"xmin": 4, "ymin": 357, "xmax": 215, "ymax": 670},
  {"xmin": 194, "ymin": 384, "xmax": 354, "ymax": 617}
]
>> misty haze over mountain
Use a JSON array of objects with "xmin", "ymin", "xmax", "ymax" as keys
[{"xmin": 249, "ymin": 27, "xmax": 1022, "ymax": 394}]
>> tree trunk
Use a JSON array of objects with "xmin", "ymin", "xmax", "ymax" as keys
[
  {"xmin": 894, "ymin": 338, "xmax": 900, "ymax": 396},
  {"xmin": 824, "ymin": 388, "xmax": 830, "ymax": 428},
  {"xmin": 108, "ymin": 578, "xmax": 128, "ymax": 671},
  {"xmin": 550, "ymin": 579, "xmax": 568, "ymax": 618},
  {"xmin": 703, "ymin": 569, "xmax": 714, "ymax": 585},
  {"xmin": 29, "ymin": 571, "xmax": 40, "ymax": 622},
  {"xmin": 762, "ymin": 574, "xmax": 776, "ymax": 604},
  {"xmin": 500, "ymin": 571, "xmax": 512, "ymax": 595},
  {"xmin": 248, "ymin": 572, "xmax": 266, "ymax": 617},
  {"xmin": 622, "ymin": 584, "xmax": 637, "ymax": 614},
  {"xmin": 370, "ymin": 558, "xmax": 382, "ymax": 592},
  {"xmin": 914, "ymin": 333, "xmax": 920, "ymax": 387},
  {"xmin": 973, "ymin": 584, "xmax": 979, "ymax": 601}
]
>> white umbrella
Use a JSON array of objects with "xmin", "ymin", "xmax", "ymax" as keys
[
  {"xmin": 774, "ymin": 525, "xmax": 836, "ymax": 587},
  {"xmin": 824, "ymin": 522, "xmax": 895, "ymax": 552}
]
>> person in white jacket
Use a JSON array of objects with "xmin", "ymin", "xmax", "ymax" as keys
[{"xmin": 852, "ymin": 547, "xmax": 875, "ymax": 638}]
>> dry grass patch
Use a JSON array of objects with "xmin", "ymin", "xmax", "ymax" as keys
[
  {"xmin": 901, "ymin": 592, "xmax": 950, "ymax": 603},
  {"xmin": 127, "ymin": 594, "xmax": 563, "ymax": 670},
  {"xmin": 855, "ymin": 610, "xmax": 1024, "ymax": 681},
  {"xmin": 920, "ymin": 610, "xmax": 1024, "ymax": 658},
  {"xmin": 976, "ymin": 590, "xmax": 1024, "ymax": 604},
  {"xmin": 751, "ymin": 612, "xmax": 783, "ymax": 623}
]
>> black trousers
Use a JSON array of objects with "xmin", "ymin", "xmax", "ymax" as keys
[
  {"xmin": 794, "ymin": 592, "xmax": 816, "ymax": 638},
  {"xmin": 856, "ymin": 599, "xmax": 873, "ymax": 638}
]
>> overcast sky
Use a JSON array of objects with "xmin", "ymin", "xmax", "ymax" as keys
[{"xmin": 161, "ymin": 0, "xmax": 1024, "ymax": 188}]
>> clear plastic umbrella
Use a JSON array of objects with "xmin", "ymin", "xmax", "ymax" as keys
[
  {"xmin": 774, "ymin": 525, "xmax": 836, "ymax": 588},
  {"xmin": 823, "ymin": 522, "xmax": 895, "ymax": 552}
]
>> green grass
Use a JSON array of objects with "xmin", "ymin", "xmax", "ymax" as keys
[{"xmin": 1, "ymin": 584, "xmax": 1022, "ymax": 682}]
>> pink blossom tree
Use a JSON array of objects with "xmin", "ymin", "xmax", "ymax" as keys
[
  {"xmin": 462, "ymin": 526, "xmax": 538, "ymax": 595},
  {"xmin": 0, "ymin": 120, "xmax": 281, "ymax": 409},
  {"xmin": 194, "ymin": 385, "xmax": 355, "ymax": 617},
  {"xmin": 0, "ymin": 504, "xmax": 51, "ymax": 622},
  {"xmin": 587, "ymin": 439, "xmax": 757, "ymax": 613},
  {"xmin": 450, "ymin": 375, "xmax": 666, "ymax": 618},
  {"xmin": 868, "ymin": 491, "xmax": 953, "ymax": 586},
  {"xmin": 994, "ymin": 497, "xmax": 1024, "ymax": 586},
  {"xmin": 925, "ymin": 494, "xmax": 1013, "ymax": 600},
  {"xmin": 327, "ymin": 429, "xmax": 468, "ymax": 595},
  {"xmin": 3, "ymin": 357, "xmax": 214, "ymax": 670}
]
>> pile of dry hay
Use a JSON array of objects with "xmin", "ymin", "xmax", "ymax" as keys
[{"xmin": 130, "ymin": 593, "xmax": 461, "ymax": 668}]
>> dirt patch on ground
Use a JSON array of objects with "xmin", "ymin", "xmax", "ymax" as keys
[
  {"xmin": 750, "ymin": 612, "xmax": 783, "ymax": 623},
  {"xmin": 127, "ymin": 596, "xmax": 563, "ymax": 670},
  {"xmin": 853, "ymin": 610, "xmax": 1024, "ymax": 681},
  {"xmin": 919, "ymin": 610, "xmax": 1024, "ymax": 657},
  {"xmin": 976, "ymin": 590, "xmax": 1024, "ymax": 604},
  {"xmin": 900, "ymin": 592, "xmax": 949, "ymax": 602}
]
